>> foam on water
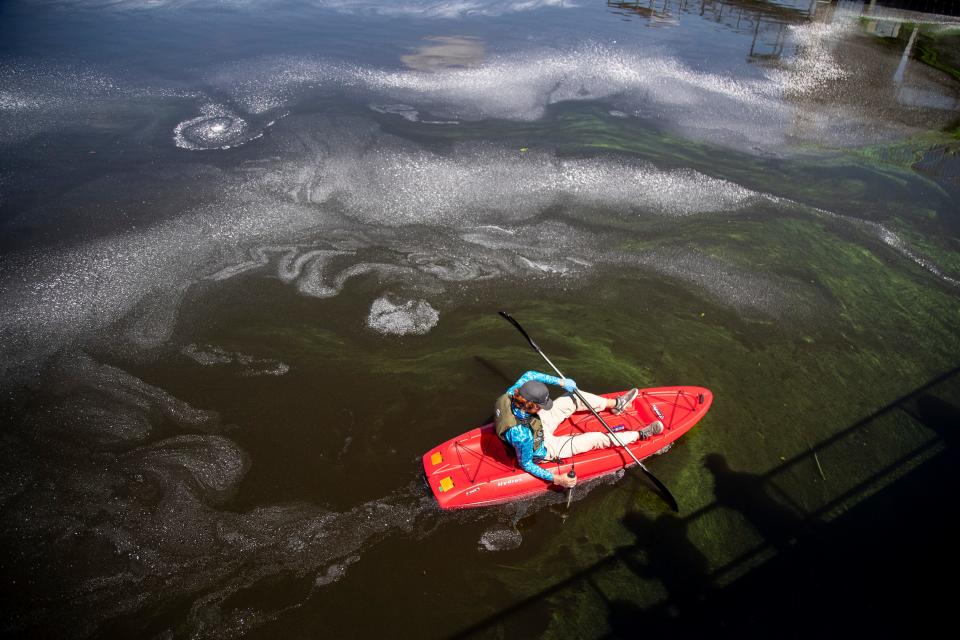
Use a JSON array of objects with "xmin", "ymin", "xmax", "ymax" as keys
[
  {"xmin": 182, "ymin": 344, "xmax": 290, "ymax": 376},
  {"xmin": 199, "ymin": 205, "xmax": 825, "ymax": 332},
  {"xmin": 1, "ymin": 351, "xmax": 446, "ymax": 638},
  {"xmin": 204, "ymin": 211, "xmax": 838, "ymax": 338},
  {"xmin": 408, "ymin": 249, "xmax": 502, "ymax": 282},
  {"xmin": 3, "ymin": 10, "xmax": 958, "ymax": 638},
  {"xmin": 0, "ymin": 91, "xmax": 41, "ymax": 110},
  {"xmin": 801, "ymin": 202, "xmax": 960, "ymax": 289},
  {"xmin": 366, "ymin": 296, "xmax": 440, "ymax": 336},
  {"xmin": 25, "ymin": 351, "xmax": 220, "ymax": 446},
  {"xmin": 215, "ymin": 243, "xmax": 432, "ymax": 299},
  {"xmin": 217, "ymin": 45, "xmax": 784, "ymax": 147},
  {"xmin": 137, "ymin": 434, "xmax": 250, "ymax": 501},
  {"xmin": 190, "ymin": 23, "xmax": 954, "ymax": 152},
  {"xmin": 0, "ymin": 59, "xmax": 124, "ymax": 146},
  {"xmin": 0, "ymin": 187, "xmax": 327, "ymax": 382},
  {"xmin": 778, "ymin": 20, "xmax": 853, "ymax": 96},
  {"xmin": 876, "ymin": 228, "xmax": 960, "ymax": 288},
  {"xmin": 288, "ymin": 143, "xmax": 761, "ymax": 225},
  {"xmin": 259, "ymin": 50, "xmax": 715, "ymax": 148},
  {"xmin": 314, "ymin": 555, "xmax": 360, "ymax": 586},
  {"xmin": 4, "ymin": 107, "xmax": 953, "ymax": 392},
  {"xmin": 4, "ymin": 11, "xmax": 953, "ymax": 159},
  {"xmin": 292, "ymin": 251, "xmax": 355, "ymax": 297},
  {"xmin": 1, "ymin": 26, "xmax": 939, "ymax": 157},
  {"xmin": 369, "ymin": 103, "xmax": 458, "ymax": 125},
  {"xmin": 358, "ymin": 45, "xmax": 783, "ymax": 124},
  {"xmin": 369, "ymin": 103, "xmax": 421, "ymax": 122},
  {"xmin": 173, "ymin": 104, "xmax": 261, "ymax": 150},
  {"xmin": 478, "ymin": 525, "xmax": 523, "ymax": 551},
  {"xmin": 628, "ymin": 248, "xmax": 818, "ymax": 318},
  {"xmin": 237, "ymin": 116, "xmax": 761, "ymax": 227},
  {"xmin": 0, "ymin": 57, "xmax": 199, "ymax": 147}
]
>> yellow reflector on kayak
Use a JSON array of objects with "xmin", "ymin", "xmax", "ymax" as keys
[
  {"xmin": 439, "ymin": 477, "xmax": 454, "ymax": 492},
  {"xmin": 431, "ymin": 452, "xmax": 443, "ymax": 465}
]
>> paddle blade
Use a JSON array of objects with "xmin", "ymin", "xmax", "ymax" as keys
[
  {"xmin": 498, "ymin": 311, "xmax": 539, "ymax": 352},
  {"xmin": 638, "ymin": 462, "xmax": 680, "ymax": 512}
]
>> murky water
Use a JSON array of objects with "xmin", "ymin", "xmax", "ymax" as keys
[{"xmin": 1, "ymin": 1, "xmax": 959, "ymax": 638}]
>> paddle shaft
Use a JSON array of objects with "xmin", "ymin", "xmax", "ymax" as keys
[
  {"xmin": 498, "ymin": 312, "xmax": 643, "ymax": 462},
  {"xmin": 498, "ymin": 311, "xmax": 679, "ymax": 512}
]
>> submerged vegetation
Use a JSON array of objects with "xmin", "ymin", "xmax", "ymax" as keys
[{"xmin": 2, "ymin": 1, "xmax": 959, "ymax": 637}]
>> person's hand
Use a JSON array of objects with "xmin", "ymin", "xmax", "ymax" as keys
[
  {"xmin": 560, "ymin": 378, "xmax": 577, "ymax": 393},
  {"xmin": 554, "ymin": 473, "xmax": 577, "ymax": 488}
]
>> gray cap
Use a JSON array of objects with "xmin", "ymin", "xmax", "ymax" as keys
[{"xmin": 518, "ymin": 380, "xmax": 553, "ymax": 410}]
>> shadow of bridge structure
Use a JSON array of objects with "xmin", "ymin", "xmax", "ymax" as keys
[{"xmin": 450, "ymin": 365, "xmax": 960, "ymax": 638}]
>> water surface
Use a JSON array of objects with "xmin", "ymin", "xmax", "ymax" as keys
[{"xmin": 1, "ymin": 1, "xmax": 959, "ymax": 637}]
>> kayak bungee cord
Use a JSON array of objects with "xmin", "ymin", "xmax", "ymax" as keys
[{"xmin": 498, "ymin": 311, "xmax": 680, "ymax": 513}]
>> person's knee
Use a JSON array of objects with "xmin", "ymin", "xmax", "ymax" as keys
[{"xmin": 554, "ymin": 395, "xmax": 578, "ymax": 416}]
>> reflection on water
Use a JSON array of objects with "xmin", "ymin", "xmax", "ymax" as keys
[
  {"xmin": 608, "ymin": 0, "xmax": 819, "ymax": 25},
  {"xmin": 401, "ymin": 36, "xmax": 485, "ymax": 72},
  {"xmin": 608, "ymin": 0, "xmax": 820, "ymax": 59},
  {"xmin": 607, "ymin": 0, "xmax": 960, "ymax": 66},
  {"xmin": 875, "ymin": 15, "xmax": 960, "ymax": 110}
]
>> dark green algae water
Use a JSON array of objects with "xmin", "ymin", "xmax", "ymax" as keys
[
  {"xmin": 2, "ymin": 1, "xmax": 960, "ymax": 638},
  {"xmin": 108, "ymin": 193, "xmax": 959, "ymax": 637}
]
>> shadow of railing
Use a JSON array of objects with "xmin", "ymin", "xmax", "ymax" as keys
[{"xmin": 448, "ymin": 364, "xmax": 960, "ymax": 639}]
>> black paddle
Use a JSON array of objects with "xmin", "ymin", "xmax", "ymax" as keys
[{"xmin": 499, "ymin": 311, "xmax": 680, "ymax": 512}]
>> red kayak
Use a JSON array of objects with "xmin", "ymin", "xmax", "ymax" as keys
[{"xmin": 423, "ymin": 386, "xmax": 713, "ymax": 509}]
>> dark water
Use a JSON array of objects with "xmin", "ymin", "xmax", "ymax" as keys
[{"xmin": 1, "ymin": 1, "xmax": 959, "ymax": 638}]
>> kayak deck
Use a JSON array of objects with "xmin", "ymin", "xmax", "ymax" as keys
[{"xmin": 423, "ymin": 386, "xmax": 712, "ymax": 509}]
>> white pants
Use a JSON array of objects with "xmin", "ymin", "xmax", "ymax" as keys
[{"xmin": 539, "ymin": 392, "xmax": 639, "ymax": 460}]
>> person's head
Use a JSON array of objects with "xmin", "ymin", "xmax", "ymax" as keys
[
  {"xmin": 512, "ymin": 380, "xmax": 553, "ymax": 413},
  {"xmin": 703, "ymin": 453, "xmax": 728, "ymax": 474}
]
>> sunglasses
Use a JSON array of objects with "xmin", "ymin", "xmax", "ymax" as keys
[{"xmin": 512, "ymin": 393, "xmax": 542, "ymax": 413}]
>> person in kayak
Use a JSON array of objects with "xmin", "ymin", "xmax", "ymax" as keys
[{"xmin": 494, "ymin": 371, "xmax": 663, "ymax": 488}]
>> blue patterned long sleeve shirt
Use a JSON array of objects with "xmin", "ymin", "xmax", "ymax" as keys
[{"xmin": 502, "ymin": 370, "xmax": 564, "ymax": 483}]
